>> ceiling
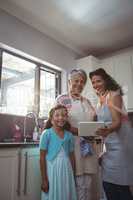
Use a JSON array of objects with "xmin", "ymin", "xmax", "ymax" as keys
[{"xmin": 1, "ymin": 0, "xmax": 133, "ymax": 57}]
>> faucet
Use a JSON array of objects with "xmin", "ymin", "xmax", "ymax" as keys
[{"xmin": 23, "ymin": 112, "xmax": 38, "ymax": 142}]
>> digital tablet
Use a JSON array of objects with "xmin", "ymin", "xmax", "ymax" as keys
[{"xmin": 78, "ymin": 121, "xmax": 105, "ymax": 137}]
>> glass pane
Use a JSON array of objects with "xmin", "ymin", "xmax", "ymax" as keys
[
  {"xmin": 0, "ymin": 52, "xmax": 36, "ymax": 116},
  {"xmin": 40, "ymin": 70, "xmax": 56, "ymax": 117}
]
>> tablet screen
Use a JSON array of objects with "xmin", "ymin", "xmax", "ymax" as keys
[{"xmin": 78, "ymin": 121, "xmax": 105, "ymax": 137}]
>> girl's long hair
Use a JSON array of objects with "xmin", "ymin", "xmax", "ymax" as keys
[
  {"xmin": 44, "ymin": 104, "xmax": 71, "ymax": 130},
  {"xmin": 89, "ymin": 68, "xmax": 123, "ymax": 95}
]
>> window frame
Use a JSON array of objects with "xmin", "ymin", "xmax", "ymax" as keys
[{"xmin": 0, "ymin": 47, "xmax": 61, "ymax": 117}]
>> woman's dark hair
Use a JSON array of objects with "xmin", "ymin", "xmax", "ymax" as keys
[
  {"xmin": 44, "ymin": 104, "xmax": 71, "ymax": 130},
  {"xmin": 89, "ymin": 68, "xmax": 123, "ymax": 95}
]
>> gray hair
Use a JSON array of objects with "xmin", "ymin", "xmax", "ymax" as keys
[{"xmin": 68, "ymin": 69, "xmax": 87, "ymax": 84}]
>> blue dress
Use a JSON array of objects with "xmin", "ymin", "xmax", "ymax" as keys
[
  {"xmin": 97, "ymin": 102, "xmax": 133, "ymax": 185},
  {"xmin": 40, "ymin": 128, "xmax": 77, "ymax": 200}
]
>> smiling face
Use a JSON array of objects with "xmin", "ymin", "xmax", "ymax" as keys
[
  {"xmin": 51, "ymin": 108, "xmax": 68, "ymax": 128},
  {"xmin": 91, "ymin": 75, "xmax": 106, "ymax": 95},
  {"xmin": 68, "ymin": 74, "xmax": 86, "ymax": 95}
]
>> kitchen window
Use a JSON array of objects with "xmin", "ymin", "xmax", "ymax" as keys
[{"xmin": 0, "ymin": 49, "xmax": 61, "ymax": 117}]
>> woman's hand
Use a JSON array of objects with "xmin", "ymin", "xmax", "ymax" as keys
[
  {"xmin": 96, "ymin": 127, "xmax": 111, "ymax": 137},
  {"xmin": 41, "ymin": 178, "xmax": 49, "ymax": 193}
]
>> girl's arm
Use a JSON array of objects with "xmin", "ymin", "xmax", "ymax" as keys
[
  {"xmin": 69, "ymin": 152, "xmax": 75, "ymax": 173},
  {"xmin": 40, "ymin": 149, "xmax": 49, "ymax": 193}
]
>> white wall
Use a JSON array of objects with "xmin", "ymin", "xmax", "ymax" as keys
[{"xmin": 0, "ymin": 9, "xmax": 77, "ymax": 71}]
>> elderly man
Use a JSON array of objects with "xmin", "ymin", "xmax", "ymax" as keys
[{"xmin": 55, "ymin": 69, "xmax": 99, "ymax": 200}]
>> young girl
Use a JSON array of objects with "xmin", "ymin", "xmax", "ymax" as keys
[{"xmin": 39, "ymin": 104, "xmax": 77, "ymax": 200}]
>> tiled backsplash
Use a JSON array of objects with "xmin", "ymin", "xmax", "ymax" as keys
[
  {"xmin": 0, "ymin": 112, "xmax": 133, "ymax": 142},
  {"xmin": 0, "ymin": 113, "xmax": 45, "ymax": 142}
]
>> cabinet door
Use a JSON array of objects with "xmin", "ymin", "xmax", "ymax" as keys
[
  {"xmin": 101, "ymin": 54, "xmax": 133, "ymax": 111},
  {"xmin": 114, "ymin": 54, "xmax": 133, "ymax": 110},
  {"xmin": 0, "ymin": 149, "xmax": 20, "ymax": 200},
  {"xmin": 21, "ymin": 147, "xmax": 41, "ymax": 200},
  {"xmin": 101, "ymin": 57, "xmax": 115, "ymax": 77}
]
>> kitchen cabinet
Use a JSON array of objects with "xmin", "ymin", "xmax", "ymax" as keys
[
  {"xmin": 20, "ymin": 147, "xmax": 41, "ymax": 200},
  {"xmin": 101, "ymin": 53, "xmax": 133, "ymax": 111},
  {"xmin": 113, "ymin": 54, "xmax": 133, "ymax": 110},
  {"xmin": 99, "ymin": 56, "xmax": 115, "ymax": 77},
  {"xmin": 0, "ymin": 147, "xmax": 41, "ymax": 200},
  {"xmin": 76, "ymin": 49, "xmax": 133, "ymax": 110},
  {"xmin": 0, "ymin": 149, "xmax": 19, "ymax": 200}
]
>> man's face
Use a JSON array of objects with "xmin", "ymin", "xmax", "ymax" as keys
[{"xmin": 69, "ymin": 74, "xmax": 85, "ymax": 95}]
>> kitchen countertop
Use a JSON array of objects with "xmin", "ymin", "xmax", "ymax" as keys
[{"xmin": 0, "ymin": 141, "xmax": 39, "ymax": 148}]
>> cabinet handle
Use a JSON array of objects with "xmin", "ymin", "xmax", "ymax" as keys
[
  {"xmin": 23, "ymin": 152, "xmax": 28, "ymax": 195},
  {"xmin": 16, "ymin": 150, "xmax": 21, "ymax": 196}
]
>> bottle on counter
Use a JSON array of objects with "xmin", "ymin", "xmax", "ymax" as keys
[
  {"xmin": 13, "ymin": 124, "xmax": 22, "ymax": 142},
  {"xmin": 32, "ymin": 126, "xmax": 38, "ymax": 141}
]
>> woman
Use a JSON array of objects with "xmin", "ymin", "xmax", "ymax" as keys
[
  {"xmin": 89, "ymin": 68, "xmax": 133, "ymax": 200},
  {"xmin": 56, "ymin": 69, "xmax": 99, "ymax": 200}
]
